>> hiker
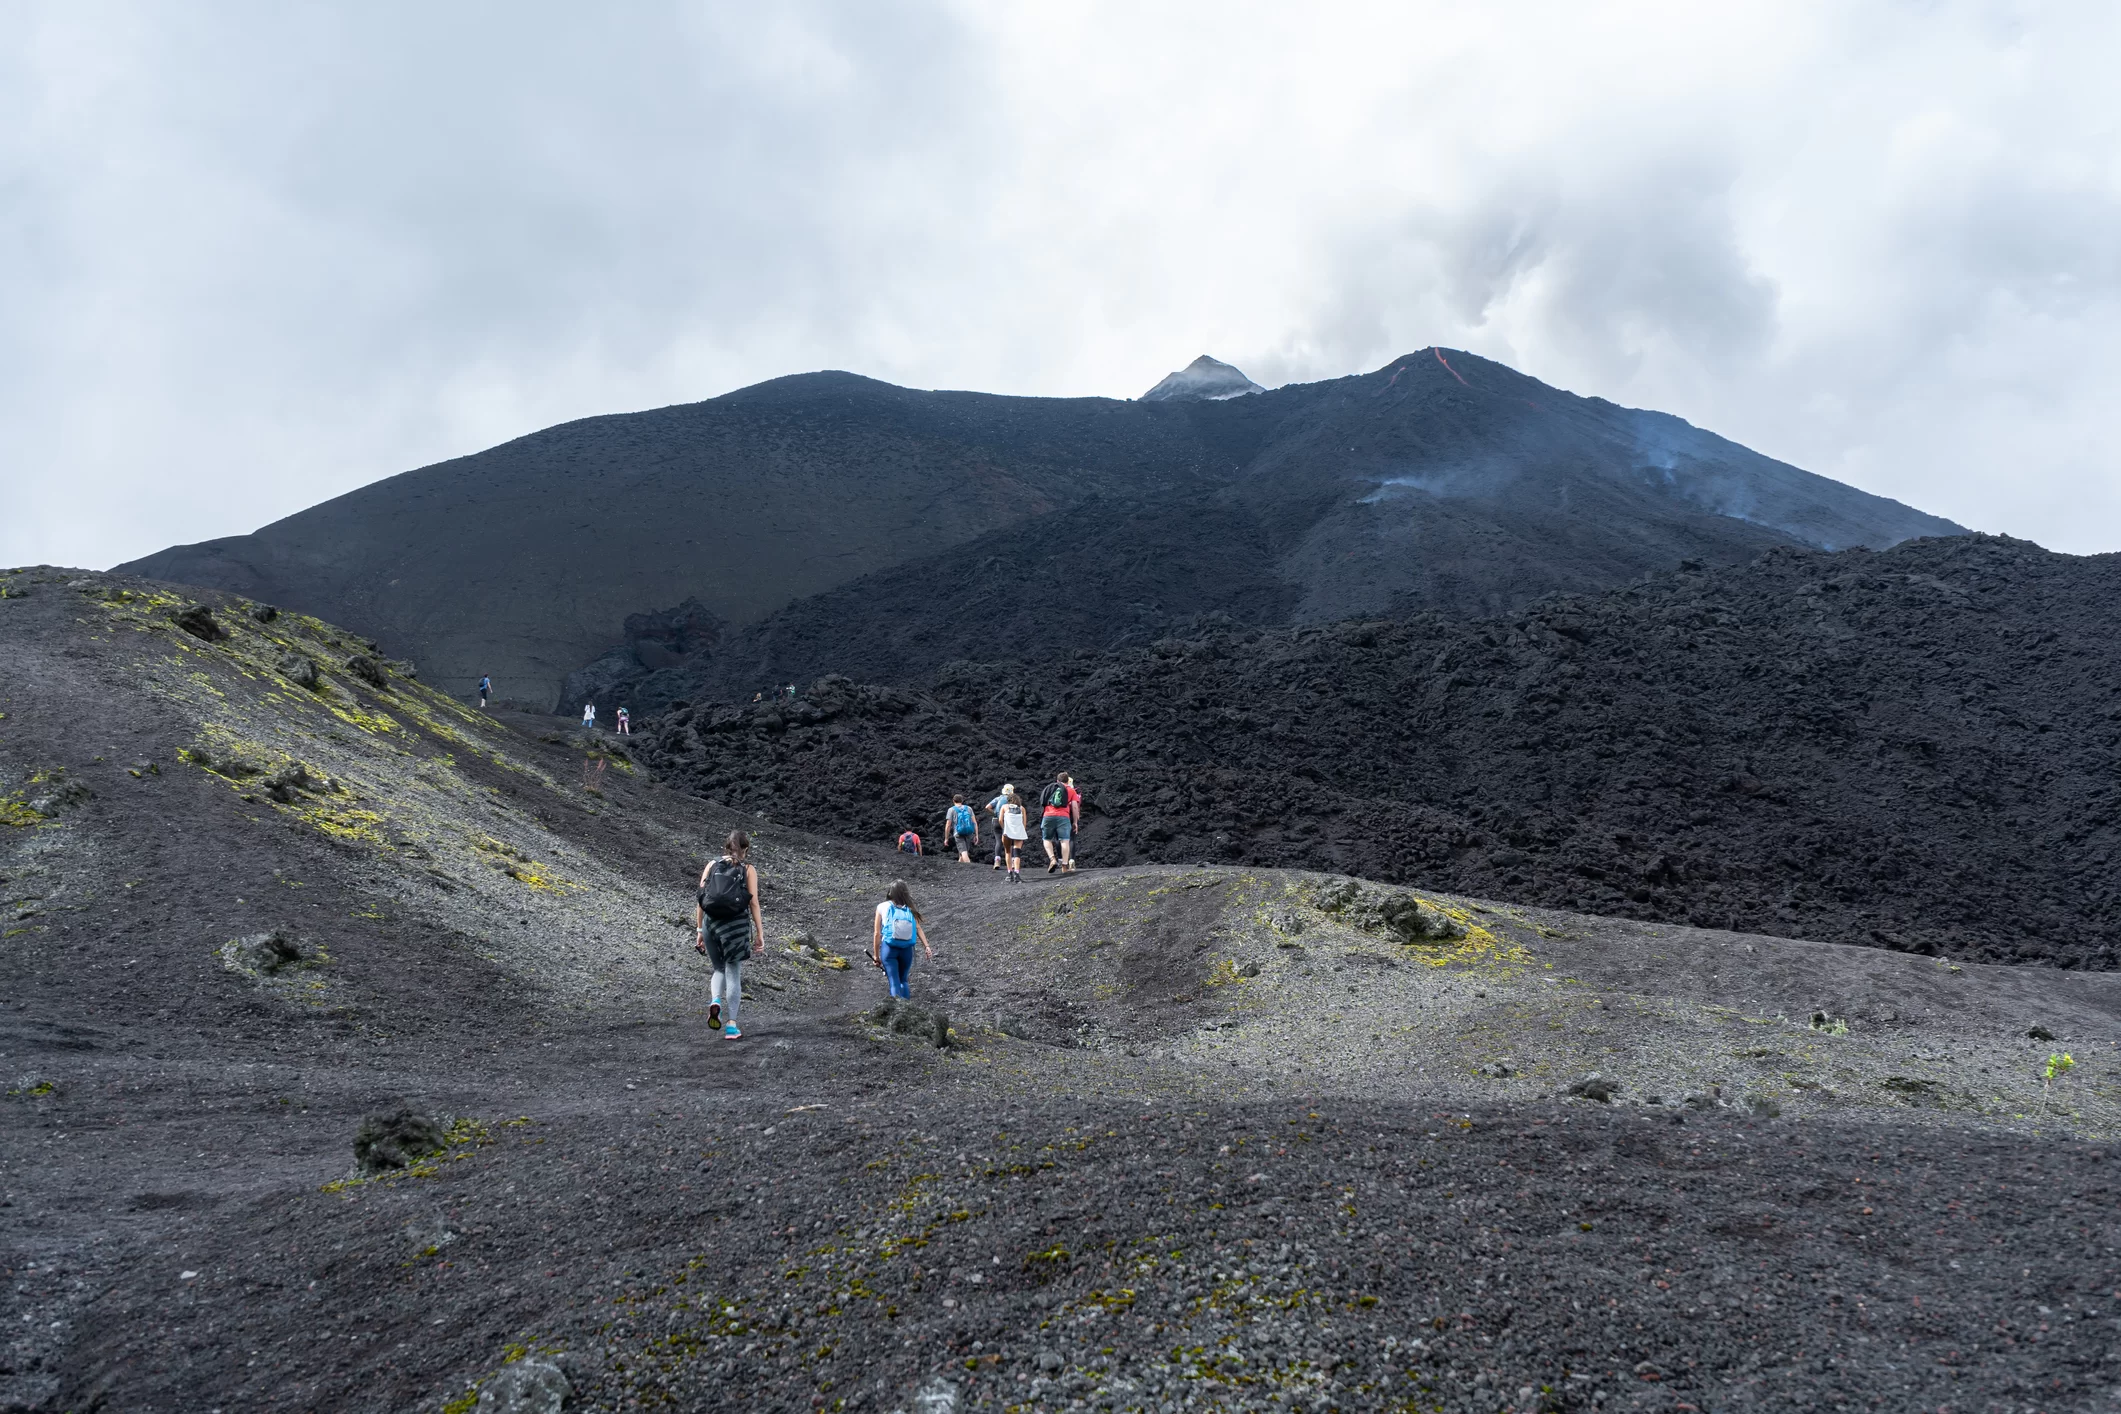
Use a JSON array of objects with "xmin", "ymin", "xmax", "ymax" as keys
[
  {"xmin": 896, "ymin": 829, "xmax": 923, "ymax": 856},
  {"xmin": 694, "ymin": 830, "xmax": 763, "ymax": 1040},
  {"xmin": 615, "ymin": 706, "xmax": 630, "ymax": 735},
  {"xmin": 945, "ymin": 795, "xmax": 978, "ymax": 863},
  {"xmin": 477, "ymin": 675, "xmax": 491, "ymax": 709},
  {"xmin": 581, "ymin": 702, "xmax": 596, "ymax": 730},
  {"xmin": 785, "ymin": 683, "xmax": 796, "ymax": 700},
  {"xmin": 1040, "ymin": 771, "xmax": 1082, "ymax": 874},
  {"xmin": 998, "ymin": 785, "xmax": 1029, "ymax": 882},
  {"xmin": 869, "ymin": 879, "xmax": 936, "ymax": 999},
  {"xmin": 985, "ymin": 785, "xmax": 1010, "ymax": 871}
]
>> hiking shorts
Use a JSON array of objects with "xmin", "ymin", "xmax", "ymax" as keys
[
  {"xmin": 954, "ymin": 831, "xmax": 975, "ymax": 854},
  {"xmin": 1041, "ymin": 815, "xmax": 1072, "ymax": 843}
]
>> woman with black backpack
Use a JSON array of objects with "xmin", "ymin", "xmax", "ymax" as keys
[{"xmin": 694, "ymin": 830, "xmax": 763, "ymax": 1040}]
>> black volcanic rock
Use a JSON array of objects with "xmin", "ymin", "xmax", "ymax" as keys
[
  {"xmin": 638, "ymin": 534, "xmax": 2121, "ymax": 969},
  {"xmin": 1141, "ymin": 354, "xmax": 1265, "ymax": 401},
  {"xmin": 122, "ymin": 353, "xmax": 1961, "ymax": 709},
  {"xmin": 556, "ymin": 598, "xmax": 725, "ymax": 715}
]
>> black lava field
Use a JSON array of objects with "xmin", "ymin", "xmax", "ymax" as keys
[{"xmin": 639, "ymin": 534, "xmax": 2121, "ymax": 969}]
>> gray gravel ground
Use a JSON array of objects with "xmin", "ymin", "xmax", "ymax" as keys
[{"xmin": 6, "ymin": 568, "xmax": 2120, "ymax": 1413}]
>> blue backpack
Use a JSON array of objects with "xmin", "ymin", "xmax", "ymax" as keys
[
  {"xmin": 950, "ymin": 804, "xmax": 974, "ymax": 834},
  {"xmin": 884, "ymin": 903, "xmax": 918, "ymax": 946}
]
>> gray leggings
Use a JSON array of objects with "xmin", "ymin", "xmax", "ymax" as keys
[{"xmin": 712, "ymin": 958, "xmax": 741, "ymax": 1023}]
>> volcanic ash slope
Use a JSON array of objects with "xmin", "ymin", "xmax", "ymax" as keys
[{"xmin": 4, "ymin": 566, "xmax": 2119, "ymax": 1414}]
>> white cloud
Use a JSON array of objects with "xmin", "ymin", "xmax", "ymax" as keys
[{"xmin": 3, "ymin": 0, "xmax": 2117, "ymax": 567}]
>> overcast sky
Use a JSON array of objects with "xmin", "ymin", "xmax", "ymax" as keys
[{"xmin": 5, "ymin": 1, "xmax": 2118, "ymax": 568}]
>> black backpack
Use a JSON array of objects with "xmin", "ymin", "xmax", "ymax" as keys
[
  {"xmin": 1045, "ymin": 782, "xmax": 1071, "ymax": 810},
  {"xmin": 698, "ymin": 859, "xmax": 750, "ymax": 922}
]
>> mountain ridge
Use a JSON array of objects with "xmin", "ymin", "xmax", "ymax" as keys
[{"xmin": 119, "ymin": 349, "xmax": 1963, "ymax": 708}]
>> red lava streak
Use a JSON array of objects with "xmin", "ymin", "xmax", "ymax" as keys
[{"xmin": 1434, "ymin": 348, "xmax": 1471, "ymax": 387}]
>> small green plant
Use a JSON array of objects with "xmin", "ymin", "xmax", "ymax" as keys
[{"xmin": 2042, "ymin": 1051, "xmax": 2075, "ymax": 1109}]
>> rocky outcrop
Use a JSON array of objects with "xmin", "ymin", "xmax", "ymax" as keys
[
  {"xmin": 1312, "ymin": 879, "xmax": 1467, "ymax": 943},
  {"xmin": 555, "ymin": 598, "xmax": 725, "ymax": 715}
]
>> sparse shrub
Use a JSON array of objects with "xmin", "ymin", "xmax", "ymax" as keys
[
  {"xmin": 1312, "ymin": 879, "xmax": 1360, "ymax": 913},
  {"xmin": 277, "ymin": 651, "xmax": 321, "ymax": 690},
  {"xmin": 871, "ymin": 1000, "xmax": 950, "ymax": 1048},
  {"xmin": 354, "ymin": 1109, "xmax": 448, "ymax": 1175},
  {"xmin": 172, "ymin": 604, "xmax": 224, "ymax": 641},
  {"xmin": 231, "ymin": 929, "xmax": 305, "ymax": 974},
  {"xmin": 344, "ymin": 654, "xmax": 388, "ymax": 689}
]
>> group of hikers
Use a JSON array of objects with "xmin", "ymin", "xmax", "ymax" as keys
[
  {"xmin": 896, "ymin": 773, "xmax": 1082, "ymax": 882},
  {"xmin": 495, "ymin": 687, "xmax": 1077, "ymax": 1041},
  {"xmin": 691, "ymin": 830, "xmax": 936, "ymax": 1041},
  {"xmin": 578, "ymin": 702, "xmax": 630, "ymax": 733},
  {"xmin": 688, "ymin": 773, "xmax": 1080, "ymax": 1041},
  {"xmin": 474, "ymin": 677, "xmax": 633, "ymax": 738}
]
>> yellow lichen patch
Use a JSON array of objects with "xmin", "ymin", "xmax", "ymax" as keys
[
  {"xmin": 291, "ymin": 803, "xmax": 387, "ymax": 843},
  {"xmin": 505, "ymin": 860, "xmax": 577, "ymax": 894},
  {"xmin": 1405, "ymin": 899, "xmax": 1532, "ymax": 972},
  {"xmin": 324, "ymin": 695, "xmax": 401, "ymax": 736},
  {"xmin": 470, "ymin": 834, "xmax": 577, "ymax": 893},
  {"xmin": 474, "ymin": 835, "xmax": 530, "ymax": 861},
  {"xmin": 0, "ymin": 793, "xmax": 50, "ymax": 829}
]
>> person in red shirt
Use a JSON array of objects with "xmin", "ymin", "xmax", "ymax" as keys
[{"xmin": 1038, "ymin": 772, "xmax": 1082, "ymax": 874}]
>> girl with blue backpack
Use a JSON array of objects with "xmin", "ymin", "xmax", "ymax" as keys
[{"xmin": 869, "ymin": 879, "xmax": 936, "ymax": 999}]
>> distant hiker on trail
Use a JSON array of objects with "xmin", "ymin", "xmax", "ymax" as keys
[
  {"xmin": 751, "ymin": 691, "xmax": 763, "ymax": 703},
  {"xmin": 478, "ymin": 676, "xmax": 491, "ymax": 709},
  {"xmin": 998, "ymin": 785, "xmax": 1029, "ymax": 882},
  {"xmin": 615, "ymin": 706, "xmax": 630, "ymax": 735},
  {"xmin": 985, "ymin": 787, "xmax": 1010, "ymax": 871},
  {"xmin": 785, "ymin": 683, "xmax": 796, "ymax": 700},
  {"xmin": 946, "ymin": 795, "xmax": 978, "ymax": 863},
  {"xmin": 869, "ymin": 879, "xmax": 935, "ymax": 1000},
  {"xmin": 897, "ymin": 830, "xmax": 923, "ymax": 856},
  {"xmin": 1040, "ymin": 772, "xmax": 1082, "ymax": 874},
  {"xmin": 695, "ymin": 830, "xmax": 762, "ymax": 1041},
  {"xmin": 582, "ymin": 702, "xmax": 596, "ymax": 730}
]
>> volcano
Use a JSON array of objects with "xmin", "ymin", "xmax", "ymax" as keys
[{"xmin": 120, "ymin": 351, "xmax": 1962, "ymax": 708}]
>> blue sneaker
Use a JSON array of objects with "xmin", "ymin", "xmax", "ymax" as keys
[{"xmin": 722, "ymin": 1023, "xmax": 742, "ymax": 1040}]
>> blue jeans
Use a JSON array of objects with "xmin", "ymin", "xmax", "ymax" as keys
[{"xmin": 881, "ymin": 943, "xmax": 915, "ymax": 999}]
